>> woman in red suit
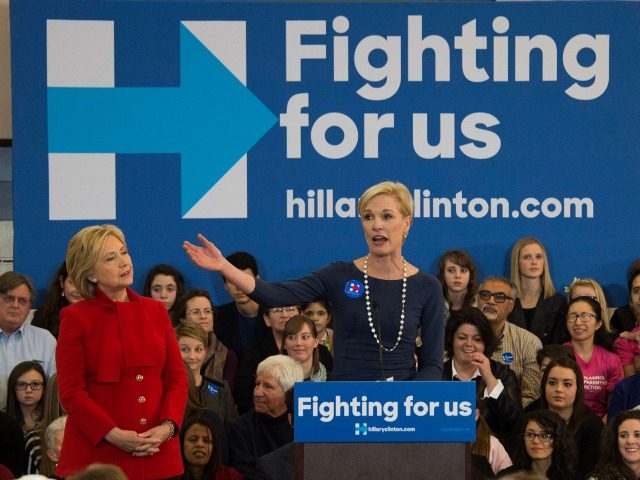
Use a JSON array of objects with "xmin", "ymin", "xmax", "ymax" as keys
[{"xmin": 56, "ymin": 224, "xmax": 188, "ymax": 479}]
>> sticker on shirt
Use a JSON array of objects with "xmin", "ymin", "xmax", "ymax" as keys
[
  {"xmin": 502, "ymin": 352, "xmax": 514, "ymax": 364},
  {"xmin": 345, "ymin": 280, "xmax": 364, "ymax": 298},
  {"xmin": 207, "ymin": 383, "xmax": 219, "ymax": 395}
]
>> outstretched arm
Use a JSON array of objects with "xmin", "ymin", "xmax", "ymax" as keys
[{"xmin": 183, "ymin": 234, "xmax": 256, "ymax": 294}]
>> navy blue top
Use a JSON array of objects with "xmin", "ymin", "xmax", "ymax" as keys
[{"xmin": 251, "ymin": 261, "xmax": 444, "ymax": 381}]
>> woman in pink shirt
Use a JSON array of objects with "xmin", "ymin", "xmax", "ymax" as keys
[{"xmin": 565, "ymin": 296, "xmax": 623, "ymax": 419}]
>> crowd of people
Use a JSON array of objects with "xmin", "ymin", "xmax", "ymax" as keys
[{"xmin": 0, "ymin": 181, "xmax": 639, "ymax": 479}]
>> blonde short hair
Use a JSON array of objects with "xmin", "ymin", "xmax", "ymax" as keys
[
  {"xmin": 66, "ymin": 224, "xmax": 126, "ymax": 298},
  {"xmin": 510, "ymin": 237, "xmax": 556, "ymax": 299},
  {"xmin": 358, "ymin": 181, "xmax": 413, "ymax": 218}
]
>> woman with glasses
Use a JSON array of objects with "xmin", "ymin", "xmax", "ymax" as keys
[
  {"xmin": 500, "ymin": 410, "xmax": 577, "ymax": 480},
  {"xmin": 442, "ymin": 307, "xmax": 522, "ymax": 446},
  {"xmin": 567, "ymin": 278, "xmax": 611, "ymax": 334},
  {"xmin": 185, "ymin": 181, "xmax": 444, "ymax": 382},
  {"xmin": 538, "ymin": 356, "xmax": 603, "ymax": 479},
  {"xmin": 56, "ymin": 225, "xmax": 188, "ymax": 479},
  {"xmin": 281, "ymin": 314, "xmax": 327, "ymax": 381},
  {"xmin": 174, "ymin": 289, "xmax": 238, "ymax": 391},
  {"xmin": 5, "ymin": 360, "xmax": 47, "ymax": 475},
  {"xmin": 508, "ymin": 237, "xmax": 567, "ymax": 345},
  {"xmin": 564, "ymin": 296, "xmax": 623, "ymax": 419}
]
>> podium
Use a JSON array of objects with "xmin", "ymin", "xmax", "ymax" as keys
[
  {"xmin": 293, "ymin": 382, "xmax": 475, "ymax": 480},
  {"xmin": 295, "ymin": 442, "xmax": 470, "ymax": 480}
]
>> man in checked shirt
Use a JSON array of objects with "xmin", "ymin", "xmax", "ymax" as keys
[{"xmin": 477, "ymin": 276, "xmax": 543, "ymax": 408}]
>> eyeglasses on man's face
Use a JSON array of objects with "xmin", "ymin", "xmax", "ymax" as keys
[
  {"xmin": 15, "ymin": 381, "xmax": 44, "ymax": 391},
  {"xmin": 478, "ymin": 290, "xmax": 513, "ymax": 304}
]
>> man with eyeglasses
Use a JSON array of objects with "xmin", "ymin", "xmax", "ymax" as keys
[
  {"xmin": 477, "ymin": 276, "xmax": 542, "ymax": 408},
  {"xmin": 0, "ymin": 271, "xmax": 56, "ymax": 411}
]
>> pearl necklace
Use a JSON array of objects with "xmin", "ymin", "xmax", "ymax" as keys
[{"xmin": 363, "ymin": 255, "xmax": 407, "ymax": 352}]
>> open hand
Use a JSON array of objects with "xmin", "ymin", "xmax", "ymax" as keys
[{"xmin": 183, "ymin": 234, "xmax": 225, "ymax": 272}]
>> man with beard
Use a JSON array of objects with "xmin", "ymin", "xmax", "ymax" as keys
[{"xmin": 477, "ymin": 276, "xmax": 542, "ymax": 408}]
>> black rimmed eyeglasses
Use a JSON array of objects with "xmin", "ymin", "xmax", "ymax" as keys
[{"xmin": 478, "ymin": 290, "xmax": 513, "ymax": 304}]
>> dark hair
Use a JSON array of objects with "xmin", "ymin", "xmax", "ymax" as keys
[
  {"xmin": 172, "ymin": 288, "xmax": 213, "ymax": 325},
  {"xmin": 510, "ymin": 410, "xmax": 577, "ymax": 480},
  {"xmin": 535, "ymin": 344, "xmax": 574, "ymax": 369},
  {"xmin": 0, "ymin": 271, "xmax": 36, "ymax": 303},
  {"xmin": 302, "ymin": 299, "xmax": 333, "ymax": 329},
  {"xmin": 6, "ymin": 361, "xmax": 47, "ymax": 427},
  {"xmin": 437, "ymin": 250, "xmax": 478, "ymax": 309},
  {"xmin": 628, "ymin": 261, "xmax": 640, "ymax": 294},
  {"xmin": 181, "ymin": 413, "xmax": 227, "ymax": 479},
  {"xmin": 143, "ymin": 264, "xmax": 186, "ymax": 314},
  {"xmin": 591, "ymin": 410, "xmax": 640, "ymax": 480},
  {"xmin": 280, "ymin": 314, "xmax": 320, "ymax": 376},
  {"xmin": 32, "ymin": 262, "xmax": 70, "ymax": 337},
  {"xmin": 225, "ymin": 251, "xmax": 258, "ymax": 277},
  {"xmin": 539, "ymin": 357, "xmax": 591, "ymax": 435},
  {"xmin": 567, "ymin": 296, "xmax": 614, "ymax": 352},
  {"xmin": 444, "ymin": 307, "xmax": 497, "ymax": 359}
]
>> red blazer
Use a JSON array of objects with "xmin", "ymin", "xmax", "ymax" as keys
[{"xmin": 56, "ymin": 288, "xmax": 187, "ymax": 479}]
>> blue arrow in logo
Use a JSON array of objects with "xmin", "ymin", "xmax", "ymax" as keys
[{"xmin": 48, "ymin": 23, "xmax": 277, "ymax": 216}]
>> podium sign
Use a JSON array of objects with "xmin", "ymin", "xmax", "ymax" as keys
[{"xmin": 294, "ymin": 381, "xmax": 475, "ymax": 443}]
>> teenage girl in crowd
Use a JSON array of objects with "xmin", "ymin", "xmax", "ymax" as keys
[
  {"xmin": 5, "ymin": 361, "xmax": 47, "ymax": 475},
  {"xmin": 143, "ymin": 263, "xmax": 186, "ymax": 323},
  {"xmin": 509, "ymin": 237, "xmax": 567, "ymax": 345},
  {"xmin": 538, "ymin": 356, "xmax": 604, "ymax": 479},
  {"xmin": 302, "ymin": 300, "xmax": 333, "ymax": 354},
  {"xmin": 281, "ymin": 314, "xmax": 327, "ymax": 381},
  {"xmin": 437, "ymin": 249, "xmax": 478, "ymax": 317}
]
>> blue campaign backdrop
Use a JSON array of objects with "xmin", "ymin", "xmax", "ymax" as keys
[{"xmin": 10, "ymin": 0, "xmax": 640, "ymax": 306}]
